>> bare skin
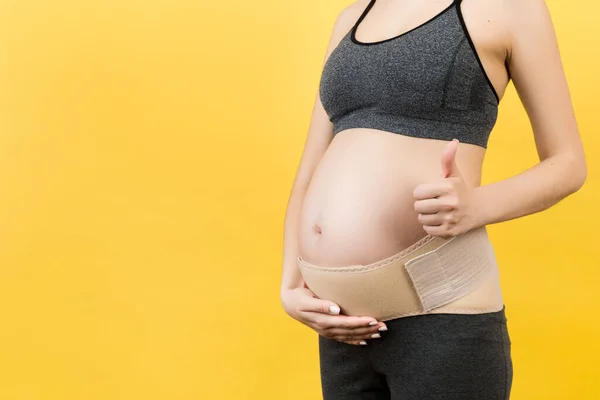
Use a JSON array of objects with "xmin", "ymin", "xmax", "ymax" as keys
[{"xmin": 280, "ymin": 0, "xmax": 586, "ymax": 346}]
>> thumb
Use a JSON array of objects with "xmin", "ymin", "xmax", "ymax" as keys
[
  {"xmin": 441, "ymin": 139, "xmax": 461, "ymax": 178},
  {"xmin": 300, "ymin": 288, "xmax": 341, "ymax": 315}
]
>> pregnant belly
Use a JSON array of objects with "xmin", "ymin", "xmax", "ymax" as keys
[{"xmin": 298, "ymin": 128, "xmax": 483, "ymax": 267}]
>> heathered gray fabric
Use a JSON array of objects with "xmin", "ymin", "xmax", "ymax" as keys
[
  {"xmin": 319, "ymin": 307, "xmax": 513, "ymax": 399},
  {"xmin": 319, "ymin": 0, "xmax": 499, "ymax": 148}
]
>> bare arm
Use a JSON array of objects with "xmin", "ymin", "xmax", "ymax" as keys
[
  {"xmin": 280, "ymin": 1, "xmax": 388, "ymax": 345},
  {"xmin": 470, "ymin": 0, "xmax": 586, "ymax": 227},
  {"xmin": 279, "ymin": 90, "xmax": 333, "ymax": 293},
  {"xmin": 280, "ymin": 4, "xmax": 357, "ymax": 294},
  {"xmin": 413, "ymin": 0, "xmax": 586, "ymax": 238}
]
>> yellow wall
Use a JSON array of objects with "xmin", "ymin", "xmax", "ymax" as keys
[{"xmin": 0, "ymin": 0, "xmax": 598, "ymax": 399}]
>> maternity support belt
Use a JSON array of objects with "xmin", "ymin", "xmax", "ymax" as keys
[{"xmin": 297, "ymin": 227, "xmax": 502, "ymax": 321}]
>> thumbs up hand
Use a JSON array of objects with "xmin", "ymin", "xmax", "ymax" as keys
[{"xmin": 413, "ymin": 139, "xmax": 477, "ymax": 238}]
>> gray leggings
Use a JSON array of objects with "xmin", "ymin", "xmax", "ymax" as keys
[{"xmin": 319, "ymin": 307, "xmax": 512, "ymax": 400}]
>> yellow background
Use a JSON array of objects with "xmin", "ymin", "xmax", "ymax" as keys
[{"xmin": 0, "ymin": 0, "xmax": 598, "ymax": 399}]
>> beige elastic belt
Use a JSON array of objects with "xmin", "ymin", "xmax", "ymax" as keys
[{"xmin": 297, "ymin": 227, "xmax": 503, "ymax": 321}]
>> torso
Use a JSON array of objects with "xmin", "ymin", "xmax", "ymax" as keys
[{"xmin": 298, "ymin": 0, "xmax": 511, "ymax": 267}]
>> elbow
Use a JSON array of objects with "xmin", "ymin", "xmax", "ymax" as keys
[
  {"xmin": 572, "ymin": 167, "xmax": 587, "ymax": 194},
  {"xmin": 565, "ymin": 151, "xmax": 587, "ymax": 194},
  {"xmin": 574, "ymin": 164, "xmax": 587, "ymax": 192}
]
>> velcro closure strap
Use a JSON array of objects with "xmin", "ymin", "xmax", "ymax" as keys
[{"xmin": 404, "ymin": 227, "xmax": 496, "ymax": 312}]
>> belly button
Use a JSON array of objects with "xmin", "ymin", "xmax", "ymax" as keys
[{"xmin": 314, "ymin": 224, "xmax": 322, "ymax": 234}]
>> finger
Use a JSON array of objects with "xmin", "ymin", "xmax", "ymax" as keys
[
  {"xmin": 417, "ymin": 212, "xmax": 443, "ymax": 226},
  {"xmin": 342, "ymin": 340, "xmax": 369, "ymax": 346},
  {"xmin": 413, "ymin": 182, "xmax": 452, "ymax": 200},
  {"xmin": 441, "ymin": 139, "xmax": 461, "ymax": 179},
  {"xmin": 296, "ymin": 289, "xmax": 343, "ymax": 316},
  {"xmin": 332, "ymin": 332, "xmax": 382, "ymax": 342},
  {"xmin": 423, "ymin": 224, "xmax": 455, "ymax": 239},
  {"xmin": 325, "ymin": 325, "xmax": 385, "ymax": 338},
  {"xmin": 331, "ymin": 331, "xmax": 383, "ymax": 342},
  {"xmin": 414, "ymin": 198, "xmax": 452, "ymax": 214},
  {"xmin": 310, "ymin": 314, "xmax": 381, "ymax": 330}
]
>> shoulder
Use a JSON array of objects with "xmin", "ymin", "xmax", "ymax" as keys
[
  {"xmin": 500, "ymin": 0, "xmax": 550, "ymax": 22},
  {"xmin": 498, "ymin": 0, "xmax": 558, "ymax": 62},
  {"xmin": 460, "ymin": 0, "xmax": 555, "ymax": 59},
  {"xmin": 331, "ymin": 0, "xmax": 371, "ymax": 33},
  {"xmin": 499, "ymin": 0, "xmax": 555, "ymax": 41},
  {"xmin": 458, "ymin": 0, "xmax": 551, "ymax": 33},
  {"xmin": 321, "ymin": 0, "xmax": 371, "ymax": 61},
  {"xmin": 463, "ymin": 0, "xmax": 548, "ymax": 21}
]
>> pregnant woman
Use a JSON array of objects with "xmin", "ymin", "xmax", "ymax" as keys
[{"xmin": 280, "ymin": 0, "xmax": 586, "ymax": 398}]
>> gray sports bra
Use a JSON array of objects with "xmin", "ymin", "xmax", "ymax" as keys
[{"xmin": 319, "ymin": 0, "xmax": 500, "ymax": 148}]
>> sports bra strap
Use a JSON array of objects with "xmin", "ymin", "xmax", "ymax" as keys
[{"xmin": 353, "ymin": 0, "xmax": 376, "ymax": 30}]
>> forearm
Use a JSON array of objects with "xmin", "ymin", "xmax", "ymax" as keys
[
  {"xmin": 280, "ymin": 182, "xmax": 308, "ymax": 295},
  {"xmin": 471, "ymin": 151, "xmax": 586, "ymax": 228}
]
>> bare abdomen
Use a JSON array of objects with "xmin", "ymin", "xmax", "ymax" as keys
[{"xmin": 297, "ymin": 128, "xmax": 483, "ymax": 267}]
